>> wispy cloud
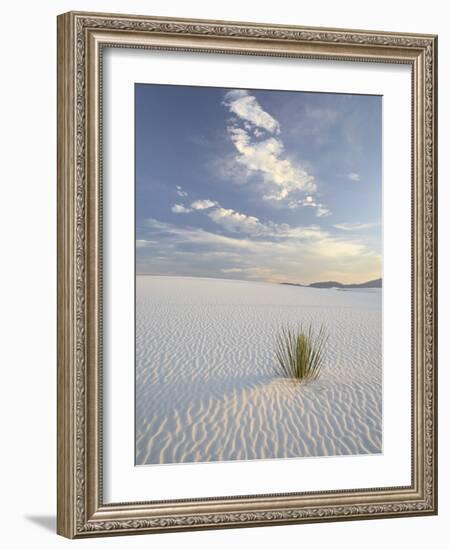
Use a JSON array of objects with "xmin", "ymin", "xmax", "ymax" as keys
[
  {"xmin": 172, "ymin": 199, "xmax": 218, "ymax": 214},
  {"xmin": 316, "ymin": 206, "xmax": 331, "ymax": 217},
  {"xmin": 208, "ymin": 207, "xmax": 265, "ymax": 235},
  {"xmin": 223, "ymin": 90, "xmax": 280, "ymax": 134},
  {"xmin": 287, "ymin": 196, "xmax": 330, "ymax": 217},
  {"xmin": 146, "ymin": 218, "xmax": 253, "ymax": 250},
  {"xmin": 136, "ymin": 85, "xmax": 382, "ymax": 284},
  {"xmin": 333, "ymin": 222, "xmax": 379, "ymax": 231},
  {"xmin": 206, "ymin": 205, "xmax": 326, "ymax": 241},
  {"xmin": 173, "ymin": 198, "xmax": 332, "ymax": 241},
  {"xmin": 226, "ymin": 123, "xmax": 317, "ymax": 201},
  {"xmin": 141, "ymin": 204, "xmax": 380, "ymax": 284},
  {"xmin": 136, "ymin": 239, "xmax": 157, "ymax": 247},
  {"xmin": 191, "ymin": 199, "xmax": 217, "ymax": 210},
  {"xmin": 221, "ymin": 90, "xmax": 328, "ymax": 215},
  {"xmin": 171, "ymin": 204, "xmax": 192, "ymax": 214},
  {"xmin": 221, "ymin": 267, "xmax": 246, "ymax": 273}
]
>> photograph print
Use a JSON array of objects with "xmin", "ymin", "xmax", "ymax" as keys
[{"xmin": 135, "ymin": 84, "xmax": 382, "ymax": 466}]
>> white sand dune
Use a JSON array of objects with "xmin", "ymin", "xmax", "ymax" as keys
[{"xmin": 136, "ymin": 276, "xmax": 382, "ymax": 465}]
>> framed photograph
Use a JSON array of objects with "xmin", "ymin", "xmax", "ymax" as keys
[{"xmin": 57, "ymin": 11, "xmax": 438, "ymax": 538}]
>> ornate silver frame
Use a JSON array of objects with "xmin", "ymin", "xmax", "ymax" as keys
[{"xmin": 57, "ymin": 11, "xmax": 438, "ymax": 538}]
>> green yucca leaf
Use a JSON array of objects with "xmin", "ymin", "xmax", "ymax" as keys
[{"xmin": 274, "ymin": 324, "xmax": 328, "ymax": 382}]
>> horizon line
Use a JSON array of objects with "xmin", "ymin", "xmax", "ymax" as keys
[{"xmin": 136, "ymin": 273, "xmax": 382, "ymax": 285}]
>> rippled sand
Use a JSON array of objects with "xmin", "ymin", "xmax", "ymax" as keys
[{"xmin": 135, "ymin": 276, "xmax": 382, "ymax": 465}]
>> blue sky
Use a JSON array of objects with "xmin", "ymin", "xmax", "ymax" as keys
[{"xmin": 135, "ymin": 84, "xmax": 382, "ymax": 284}]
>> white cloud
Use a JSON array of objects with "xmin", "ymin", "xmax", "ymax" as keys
[
  {"xmin": 347, "ymin": 172, "xmax": 360, "ymax": 182},
  {"xmin": 136, "ymin": 239, "xmax": 157, "ymax": 247},
  {"xmin": 221, "ymin": 267, "xmax": 245, "ymax": 273},
  {"xmin": 228, "ymin": 126, "xmax": 316, "ymax": 200},
  {"xmin": 208, "ymin": 207, "xmax": 265, "ymax": 235},
  {"xmin": 223, "ymin": 90, "xmax": 280, "ymax": 134},
  {"xmin": 333, "ymin": 222, "xmax": 379, "ymax": 231},
  {"xmin": 287, "ymin": 196, "xmax": 331, "ymax": 217},
  {"xmin": 170, "ymin": 199, "xmax": 332, "ymax": 244},
  {"xmin": 316, "ymin": 205, "xmax": 331, "ymax": 217},
  {"xmin": 176, "ymin": 185, "xmax": 188, "ymax": 197},
  {"xmin": 171, "ymin": 204, "xmax": 192, "ymax": 214},
  {"xmin": 143, "ymin": 215, "xmax": 381, "ymax": 284},
  {"xmin": 146, "ymin": 217, "xmax": 254, "ymax": 250},
  {"xmin": 191, "ymin": 199, "xmax": 217, "ymax": 211},
  {"xmin": 309, "ymin": 238, "xmax": 370, "ymax": 259},
  {"xmin": 205, "ymin": 202, "xmax": 331, "ymax": 240},
  {"xmin": 222, "ymin": 90, "xmax": 317, "ymax": 204},
  {"xmin": 173, "ymin": 200, "xmax": 219, "ymax": 214}
]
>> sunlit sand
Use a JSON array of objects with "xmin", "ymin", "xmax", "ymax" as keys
[{"xmin": 135, "ymin": 275, "xmax": 382, "ymax": 465}]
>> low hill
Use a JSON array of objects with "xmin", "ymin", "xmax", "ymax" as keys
[{"xmin": 282, "ymin": 278, "xmax": 382, "ymax": 289}]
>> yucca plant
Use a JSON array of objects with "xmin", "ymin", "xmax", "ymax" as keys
[{"xmin": 275, "ymin": 324, "xmax": 328, "ymax": 382}]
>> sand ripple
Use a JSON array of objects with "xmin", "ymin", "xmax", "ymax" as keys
[{"xmin": 136, "ymin": 276, "xmax": 382, "ymax": 465}]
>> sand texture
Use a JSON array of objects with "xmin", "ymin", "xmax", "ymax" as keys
[{"xmin": 135, "ymin": 276, "xmax": 382, "ymax": 465}]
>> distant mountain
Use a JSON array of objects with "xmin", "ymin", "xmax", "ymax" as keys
[{"xmin": 282, "ymin": 278, "xmax": 382, "ymax": 289}]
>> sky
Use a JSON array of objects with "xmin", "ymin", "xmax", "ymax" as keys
[{"xmin": 135, "ymin": 84, "xmax": 382, "ymax": 285}]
